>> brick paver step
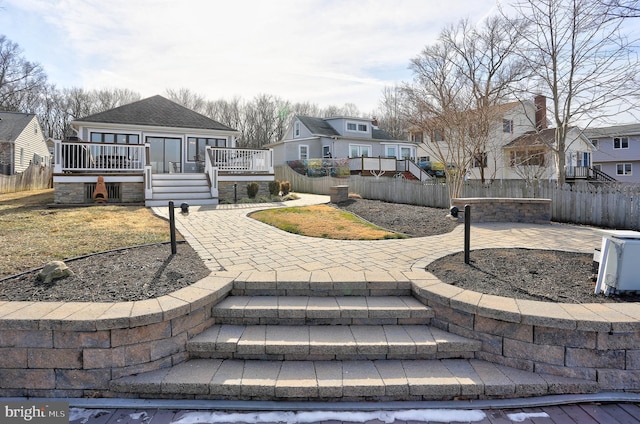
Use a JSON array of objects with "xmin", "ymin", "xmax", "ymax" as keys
[
  {"xmin": 110, "ymin": 358, "xmax": 599, "ymax": 401},
  {"xmin": 212, "ymin": 296, "xmax": 433, "ymax": 325},
  {"xmin": 188, "ymin": 324, "xmax": 481, "ymax": 360}
]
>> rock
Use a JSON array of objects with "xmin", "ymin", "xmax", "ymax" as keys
[{"xmin": 37, "ymin": 261, "xmax": 74, "ymax": 284}]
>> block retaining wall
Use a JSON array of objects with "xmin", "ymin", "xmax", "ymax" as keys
[
  {"xmin": 0, "ymin": 273, "xmax": 233, "ymax": 397},
  {"xmin": 411, "ymin": 278, "xmax": 640, "ymax": 392},
  {"xmin": 452, "ymin": 198, "xmax": 551, "ymax": 224}
]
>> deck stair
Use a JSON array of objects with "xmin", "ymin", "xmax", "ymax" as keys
[
  {"xmin": 111, "ymin": 286, "xmax": 599, "ymax": 401},
  {"xmin": 145, "ymin": 173, "xmax": 217, "ymax": 207}
]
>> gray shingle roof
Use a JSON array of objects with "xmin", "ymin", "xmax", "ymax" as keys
[
  {"xmin": 504, "ymin": 128, "xmax": 557, "ymax": 148},
  {"xmin": 372, "ymin": 128, "xmax": 393, "ymax": 140},
  {"xmin": 0, "ymin": 111, "xmax": 35, "ymax": 142},
  {"xmin": 74, "ymin": 95, "xmax": 236, "ymax": 131},
  {"xmin": 583, "ymin": 123, "xmax": 640, "ymax": 138},
  {"xmin": 297, "ymin": 116, "xmax": 340, "ymax": 137}
]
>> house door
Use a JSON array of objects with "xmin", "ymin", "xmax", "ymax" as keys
[{"xmin": 148, "ymin": 137, "xmax": 181, "ymax": 173}]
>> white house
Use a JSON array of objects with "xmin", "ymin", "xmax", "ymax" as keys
[
  {"xmin": 0, "ymin": 111, "xmax": 50, "ymax": 175},
  {"xmin": 413, "ymin": 96, "xmax": 597, "ymax": 181}
]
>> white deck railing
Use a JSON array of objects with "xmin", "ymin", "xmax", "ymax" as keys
[
  {"xmin": 54, "ymin": 140, "xmax": 145, "ymax": 173},
  {"xmin": 349, "ymin": 156, "xmax": 398, "ymax": 173},
  {"xmin": 206, "ymin": 147, "xmax": 274, "ymax": 173}
]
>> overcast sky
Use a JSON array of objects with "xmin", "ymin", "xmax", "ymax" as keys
[{"xmin": 1, "ymin": 0, "xmax": 500, "ymax": 114}]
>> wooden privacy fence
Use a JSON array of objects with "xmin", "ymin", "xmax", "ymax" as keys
[
  {"xmin": 276, "ymin": 166, "xmax": 640, "ymax": 230},
  {"xmin": 0, "ymin": 164, "xmax": 52, "ymax": 193}
]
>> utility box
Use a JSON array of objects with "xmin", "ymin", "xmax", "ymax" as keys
[{"xmin": 595, "ymin": 230, "xmax": 640, "ymax": 295}]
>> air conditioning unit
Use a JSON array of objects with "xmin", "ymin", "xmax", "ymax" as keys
[{"xmin": 595, "ymin": 230, "xmax": 640, "ymax": 296}]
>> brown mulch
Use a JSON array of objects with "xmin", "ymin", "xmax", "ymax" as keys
[{"xmin": 1, "ymin": 197, "xmax": 635, "ymax": 304}]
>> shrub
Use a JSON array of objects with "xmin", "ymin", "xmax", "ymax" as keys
[
  {"xmin": 280, "ymin": 181, "xmax": 291, "ymax": 196},
  {"xmin": 268, "ymin": 180, "xmax": 281, "ymax": 196},
  {"xmin": 246, "ymin": 182, "xmax": 259, "ymax": 198}
]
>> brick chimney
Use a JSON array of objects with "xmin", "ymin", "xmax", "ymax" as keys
[{"xmin": 534, "ymin": 95, "xmax": 547, "ymax": 130}]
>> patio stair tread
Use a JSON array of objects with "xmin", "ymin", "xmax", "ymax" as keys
[
  {"xmin": 188, "ymin": 323, "xmax": 480, "ymax": 360},
  {"xmin": 110, "ymin": 358, "xmax": 599, "ymax": 401},
  {"xmin": 212, "ymin": 296, "xmax": 433, "ymax": 324}
]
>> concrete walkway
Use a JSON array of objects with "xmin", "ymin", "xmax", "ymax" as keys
[{"xmin": 153, "ymin": 193, "xmax": 602, "ymax": 281}]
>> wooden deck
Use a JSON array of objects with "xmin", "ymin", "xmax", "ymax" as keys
[{"xmin": 70, "ymin": 403, "xmax": 640, "ymax": 423}]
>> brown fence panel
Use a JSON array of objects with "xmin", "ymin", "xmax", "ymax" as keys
[{"xmin": 0, "ymin": 164, "xmax": 52, "ymax": 193}]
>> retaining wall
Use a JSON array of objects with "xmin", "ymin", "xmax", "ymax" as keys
[
  {"xmin": 0, "ymin": 273, "xmax": 233, "ymax": 397},
  {"xmin": 411, "ymin": 277, "xmax": 640, "ymax": 392},
  {"xmin": 451, "ymin": 198, "xmax": 551, "ymax": 224}
]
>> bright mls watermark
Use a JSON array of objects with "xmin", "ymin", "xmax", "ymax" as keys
[{"xmin": 1, "ymin": 401, "xmax": 68, "ymax": 423}]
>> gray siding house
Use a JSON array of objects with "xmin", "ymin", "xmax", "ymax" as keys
[
  {"xmin": 585, "ymin": 124, "xmax": 640, "ymax": 184},
  {"xmin": 0, "ymin": 112, "xmax": 50, "ymax": 175},
  {"xmin": 53, "ymin": 95, "xmax": 274, "ymax": 205},
  {"xmin": 268, "ymin": 115, "xmax": 426, "ymax": 179}
]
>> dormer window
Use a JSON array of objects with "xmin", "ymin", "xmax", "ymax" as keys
[{"xmin": 346, "ymin": 121, "xmax": 368, "ymax": 133}]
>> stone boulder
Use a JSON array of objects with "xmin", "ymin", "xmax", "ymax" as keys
[{"xmin": 37, "ymin": 261, "xmax": 74, "ymax": 284}]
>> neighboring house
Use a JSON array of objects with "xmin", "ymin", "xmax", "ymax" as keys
[
  {"xmin": 53, "ymin": 95, "xmax": 274, "ymax": 206},
  {"xmin": 0, "ymin": 111, "xmax": 51, "ymax": 175},
  {"xmin": 584, "ymin": 124, "xmax": 640, "ymax": 184},
  {"xmin": 503, "ymin": 127, "xmax": 595, "ymax": 181},
  {"xmin": 268, "ymin": 115, "xmax": 429, "ymax": 180},
  {"xmin": 413, "ymin": 96, "xmax": 597, "ymax": 182}
]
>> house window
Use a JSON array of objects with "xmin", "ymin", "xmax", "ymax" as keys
[
  {"xmin": 299, "ymin": 145, "xmax": 309, "ymax": 160},
  {"xmin": 591, "ymin": 139, "xmax": 598, "ymax": 149},
  {"xmin": 294, "ymin": 122, "xmax": 301, "ymax": 138},
  {"xmin": 510, "ymin": 149, "xmax": 545, "ymax": 167},
  {"xmin": 90, "ymin": 132, "xmax": 140, "ymax": 144},
  {"xmin": 473, "ymin": 152, "xmax": 488, "ymax": 168},
  {"xmin": 577, "ymin": 151, "xmax": 591, "ymax": 167},
  {"xmin": 386, "ymin": 146, "xmax": 397, "ymax": 158},
  {"xmin": 432, "ymin": 130, "xmax": 444, "ymax": 142},
  {"xmin": 349, "ymin": 144, "xmax": 371, "ymax": 157},
  {"xmin": 616, "ymin": 163, "xmax": 632, "ymax": 176},
  {"xmin": 411, "ymin": 132, "xmax": 423, "ymax": 143},
  {"xmin": 614, "ymin": 137, "xmax": 629, "ymax": 149},
  {"xmin": 400, "ymin": 147, "xmax": 412, "ymax": 159},
  {"xmin": 187, "ymin": 137, "xmax": 227, "ymax": 162},
  {"xmin": 593, "ymin": 164, "xmax": 602, "ymax": 172},
  {"xmin": 346, "ymin": 121, "xmax": 368, "ymax": 133},
  {"xmin": 322, "ymin": 145, "xmax": 331, "ymax": 158},
  {"xmin": 503, "ymin": 119, "xmax": 514, "ymax": 133}
]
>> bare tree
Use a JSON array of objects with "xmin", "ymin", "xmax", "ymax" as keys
[
  {"xmin": 404, "ymin": 15, "xmax": 528, "ymax": 200},
  {"xmin": 375, "ymin": 85, "xmax": 407, "ymax": 140},
  {"xmin": 0, "ymin": 35, "xmax": 47, "ymax": 111},
  {"xmin": 165, "ymin": 87, "xmax": 206, "ymax": 113},
  {"xmin": 508, "ymin": 0, "xmax": 640, "ymax": 185}
]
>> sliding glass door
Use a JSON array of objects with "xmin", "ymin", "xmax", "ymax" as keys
[{"xmin": 148, "ymin": 137, "xmax": 181, "ymax": 173}]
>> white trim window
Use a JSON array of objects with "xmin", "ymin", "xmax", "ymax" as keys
[
  {"xmin": 299, "ymin": 145, "xmax": 309, "ymax": 160},
  {"xmin": 385, "ymin": 146, "xmax": 397, "ymax": 158},
  {"xmin": 614, "ymin": 137, "xmax": 629, "ymax": 149},
  {"xmin": 616, "ymin": 163, "xmax": 632, "ymax": 176},
  {"xmin": 349, "ymin": 144, "xmax": 371, "ymax": 157},
  {"xmin": 346, "ymin": 121, "xmax": 368, "ymax": 133},
  {"xmin": 503, "ymin": 119, "xmax": 513, "ymax": 134},
  {"xmin": 294, "ymin": 121, "xmax": 301, "ymax": 138},
  {"xmin": 322, "ymin": 145, "xmax": 331, "ymax": 158}
]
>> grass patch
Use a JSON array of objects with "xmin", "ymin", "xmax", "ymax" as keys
[
  {"xmin": 0, "ymin": 189, "xmax": 178, "ymax": 278},
  {"xmin": 250, "ymin": 204, "xmax": 407, "ymax": 240}
]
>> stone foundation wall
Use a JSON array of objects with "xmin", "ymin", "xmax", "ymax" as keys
[
  {"xmin": 412, "ymin": 280, "xmax": 640, "ymax": 391},
  {"xmin": 0, "ymin": 274, "xmax": 232, "ymax": 397},
  {"xmin": 451, "ymin": 198, "xmax": 551, "ymax": 224},
  {"xmin": 53, "ymin": 181, "xmax": 144, "ymax": 204},
  {"xmin": 218, "ymin": 181, "xmax": 272, "ymax": 202}
]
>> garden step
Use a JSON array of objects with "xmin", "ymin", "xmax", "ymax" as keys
[
  {"xmin": 110, "ymin": 358, "xmax": 599, "ymax": 401},
  {"xmin": 231, "ymin": 280, "xmax": 412, "ymax": 296},
  {"xmin": 212, "ymin": 296, "xmax": 433, "ymax": 325},
  {"xmin": 187, "ymin": 324, "xmax": 479, "ymax": 360}
]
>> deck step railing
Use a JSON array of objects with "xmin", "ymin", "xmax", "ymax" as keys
[{"xmin": 206, "ymin": 147, "xmax": 274, "ymax": 173}]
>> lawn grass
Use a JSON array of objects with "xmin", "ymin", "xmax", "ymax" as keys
[
  {"xmin": 250, "ymin": 204, "xmax": 407, "ymax": 240},
  {"xmin": 0, "ymin": 189, "xmax": 178, "ymax": 278}
]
